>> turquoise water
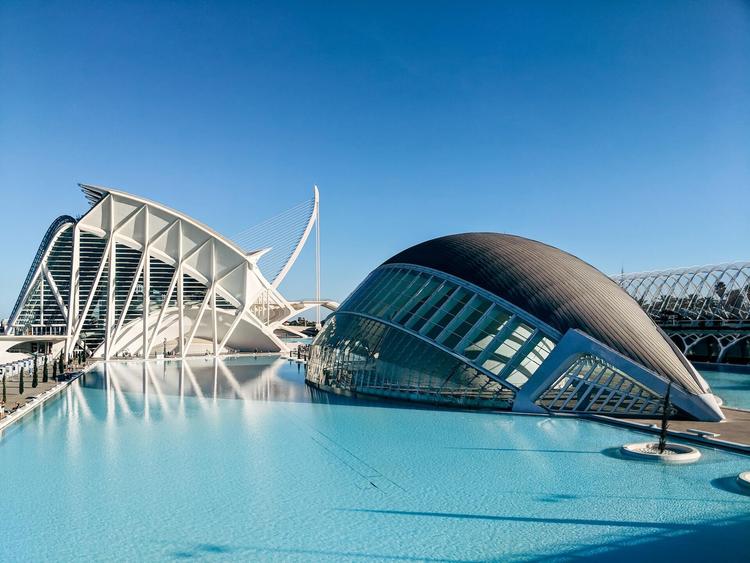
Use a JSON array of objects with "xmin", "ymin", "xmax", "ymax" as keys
[
  {"xmin": 1, "ymin": 356, "xmax": 749, "ymax": 561},
  {"xmin": 700, "ymin": 368, "xmax": 750, "ymax": 411},
  {"xmin": 281, "ymin": 337, "xmax": 314, "ymax": 344}
]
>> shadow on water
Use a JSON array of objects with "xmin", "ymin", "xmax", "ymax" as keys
[
  {"xmin": 171, "ymin": 543, "xmax": 234, "ymax": 559},
  {"xmin": 711, "ymin": 476, "xmax": 750, "ymax": 497},
  {"xmin": 166, "ymin": 542, "xmax": 470, "ymax": 562},
  {"xmin": 600, "ymin": 446, "xmax": 629, "ymax": 460},
  {"xmin": 445, "ymin": 446, "xmax": 602, "ymax": 455},
  {"xmin": 338, "ymin": 508, "xmax": 709, "ymax": 530},
  {"xmin": 522, "ymin": 512, "xmax": 750, "ymax": 562},
  {"xmin": 334, "ymin": 510, "xmax": 750, "ymax": 562}
]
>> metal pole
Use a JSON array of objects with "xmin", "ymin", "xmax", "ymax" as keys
[{"xmin": 315, "ymin": 185, "xmax": 321, "ymax": 330}]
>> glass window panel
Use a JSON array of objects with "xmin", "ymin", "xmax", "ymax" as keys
[
  {"xmin": 341, "ymin": 269, "xmax": 387, "ymax": 312},
  {"xmin": 393, "ymin": 276, "xmax": 440, "ymax": 325},
  {"xmin": 406, "ymin": 282, "xmax": 456, "ymax": 332},
  {"xmin": 461, "ymin": 308, "xmax": 512, "ymax": 360},
  {"xmin": 361, "ymin": 269, "xmax": 403, "ymax": 315},
  {"xmin": 353, "ymin": 270, "xmax": 394, "ymax": 315},
  {"xmin": 482, "ymin": 322, "xmax": 532, "ymax": 375},
  {"xmin": 422, "ymin": 288, "xmax": 471, "ymax": 339},
  {"xmin": 432, "ymin": 294, "xmax": 485, "ymax": 346},
  {"xmin": 382, "ymin": 271, "xmax": 424, "ymax": 320},
  {"xmin": 535, "ymin": 354, "xmax": 663, "ymax": 414},
  {"xmin": 369, "ymin": 269, "xmax": 415, "ymax": 318},
  {"xmin": 505, "ymin": 337, "xmax": 556, "ymax": 387}
]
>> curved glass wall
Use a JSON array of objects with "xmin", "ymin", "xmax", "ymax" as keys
[
  {"xmin": 13, "ymin": 225, "xmax": 73, "ymax": 335},
  {"xmin": 307, "ymin": 314, "xmax": 514, "ymax": 408},
  {"xmin": 308, "ymin": 265, "xmax": 558, "ymax": 407}
]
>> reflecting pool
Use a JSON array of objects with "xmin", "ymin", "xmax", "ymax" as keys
[{"xmin": 1, "ymin": 356, "xmax": 749, "ymax": 561}]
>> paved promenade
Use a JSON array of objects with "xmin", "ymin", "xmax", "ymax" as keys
[
  {"xmin": 1, "ymin": 364, "xmax": 86, "ymax": 420},
  {"xmin": 619, "ymin": 407, "xmax": 750, "ymax": 453}
]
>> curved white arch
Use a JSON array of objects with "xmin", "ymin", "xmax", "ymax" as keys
[{"xmin": 271, "ymin": 185, "xmax": 318, "ymax": 288}]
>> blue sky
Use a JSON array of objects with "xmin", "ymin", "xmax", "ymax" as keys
[{"xmin": 0, "ymin": 1, "xmax": 748, "ymax": 317}]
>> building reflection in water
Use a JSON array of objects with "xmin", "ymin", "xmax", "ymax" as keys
[{"xmin": 83, "ymin": 355, "xmax": 362, "ymax": 408}]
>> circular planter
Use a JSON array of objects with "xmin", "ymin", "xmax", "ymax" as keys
[
  {"xmin": 620, "ymin": 442, "xmax": 701, "ymax": 464},
  {"xmin": 737, "ymin": 471, "xmax": 750, "ymax": 491}
]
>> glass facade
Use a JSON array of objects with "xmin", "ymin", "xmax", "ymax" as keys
[
  {"xmin": 12, "ymin": 228, "xmax": 217, "ymax": 356},
  {"xmin": 307, "ymin": 265, "xmax": 559, "ymax": 408},
  {"xmin": 535, "ymin": 354, "xmax": 664, "ymax": 416},
  {"xmin": 78, "ymin": 232, "xmax": 110, "ymax": 352},
  {"xmin": 14, "ymin": 226, "xmax": 73, "ymax": 335},
  {"xmin": 307, "ymin": 314, "xmax": 515, "ymax": 408}
]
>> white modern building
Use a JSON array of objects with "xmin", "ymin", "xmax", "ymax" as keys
[
  {"xmin": 307, "ymin": 233, "xmax": 725, "ymax": 421},
  {"xmin": 5, "ymin": 184, "xmax": 335, "ymax": 359}
]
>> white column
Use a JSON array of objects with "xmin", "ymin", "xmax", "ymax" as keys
[
  {"xmin": 178, "ymin": 221, "xmax": 185, "ymax": 358},
  {"xmin": 66, "ymin": 225, "xmax": 80, "ymax": 356},
  {"xmin": 142, "ymin": 208, "xmax": 150, "ymax": 358},
  {"xmin": 40, "ymin": 277, "xmax": 45, "ymax": 327},
  {"xmin": 211, "ymin": 241, "xmax": 218, "ymax": 356},
  {"xmin": 315, "ymin": 189, "xmax": 321, "ymax": 329},
  {"xmin": 105, "ymin": 201, "xmax": 116, "ymax": 360}
]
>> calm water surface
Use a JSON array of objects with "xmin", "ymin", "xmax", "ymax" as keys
[
  {"xmin": 1, "ymin": 356, "xmax": 749, "ymax": 561},
  {"xmin": 700, "ymin": 368, "xmax": 750, "ymax": 410}
]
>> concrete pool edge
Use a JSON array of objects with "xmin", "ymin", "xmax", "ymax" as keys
[
  {"xmin": 586, "ymin": 413, "xmax": 750, "ymax": 456},
  {"xmin": 0, "ymin": 365, "xmax": 94, "ymax": 433}
]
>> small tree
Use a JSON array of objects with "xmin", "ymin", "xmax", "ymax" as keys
[
  {"xmin": 658, "ymin": 382, "xmax": 672, "ymax": 454},
  {"xmin": 32, "ymin": 363, "xmax": 38, "ymax": 388},
  {"xmin": 2, "ymin": 375, "xmax": 6, "ymax": 403},
  {"xmin": 33, "ymin": 355, "xmax": 38, "ymax": 380},
  {"xmin": 53, "ymin": 361, "xmax": 58, "ymax": 382},
  {"xmin": 58, "ymin": 353, "xmax": 64, "ymax": 375},
  {"xmin": 18, "ymin": 367, "xmax": 24, "ymax": 395},
  {"xmin": 43, "ymin": 356, "xmax": 48, "ymax": 383}
]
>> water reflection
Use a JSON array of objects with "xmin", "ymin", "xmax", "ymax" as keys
[{"xmin": 83, "ymin": 355, "xmax": 366, "ymax": 407}]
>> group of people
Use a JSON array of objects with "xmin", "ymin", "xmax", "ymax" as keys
[{"xmin": 0, "ymin": 400, "xmax": 23, "ymax": 419}]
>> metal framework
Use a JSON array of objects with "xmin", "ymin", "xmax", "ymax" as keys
[
  {"xmin": 8, "ymin": 184, "xmax": 329, "ymax": 359},
  {"xmin": 614, "ymin": 262, "xmax": 750, "ymax": 364},
  {"xmin": 307, "ymin": 261, "xmax": 723, "ymax": 421}
]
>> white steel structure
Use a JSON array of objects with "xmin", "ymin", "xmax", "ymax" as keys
[
  {"xmin": 613, "ymin": 262, "xmax": 750, "ymax": 364},
  {"xmin": 7, "ymin": 184, "xmax": 329, "ymax": 359}
]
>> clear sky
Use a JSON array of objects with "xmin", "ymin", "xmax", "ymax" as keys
[{"xmin": 0, "ymin": 1, "xmax": 748, "ymax": 318}]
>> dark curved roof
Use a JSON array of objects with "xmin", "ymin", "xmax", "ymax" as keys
[{"xmin": 384, "ymin": 233, "xmax": 704, "ymax": 394}]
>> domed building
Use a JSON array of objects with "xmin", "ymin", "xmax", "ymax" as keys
[{"xmin": 306, "ymin": 233, "xmax": 724, "ymax": 421}]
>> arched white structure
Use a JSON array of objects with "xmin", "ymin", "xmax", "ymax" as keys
[
  {"xmin": 613, "ymin": 262, "xmax": 750, "ymax": 364},
  {"xmin": 231, "ymin": 186, "xmax": 319, "ymax": 288},
  {"xmin": 7, "ymin": 184, "xmax": 333, "ymax": 359}
]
